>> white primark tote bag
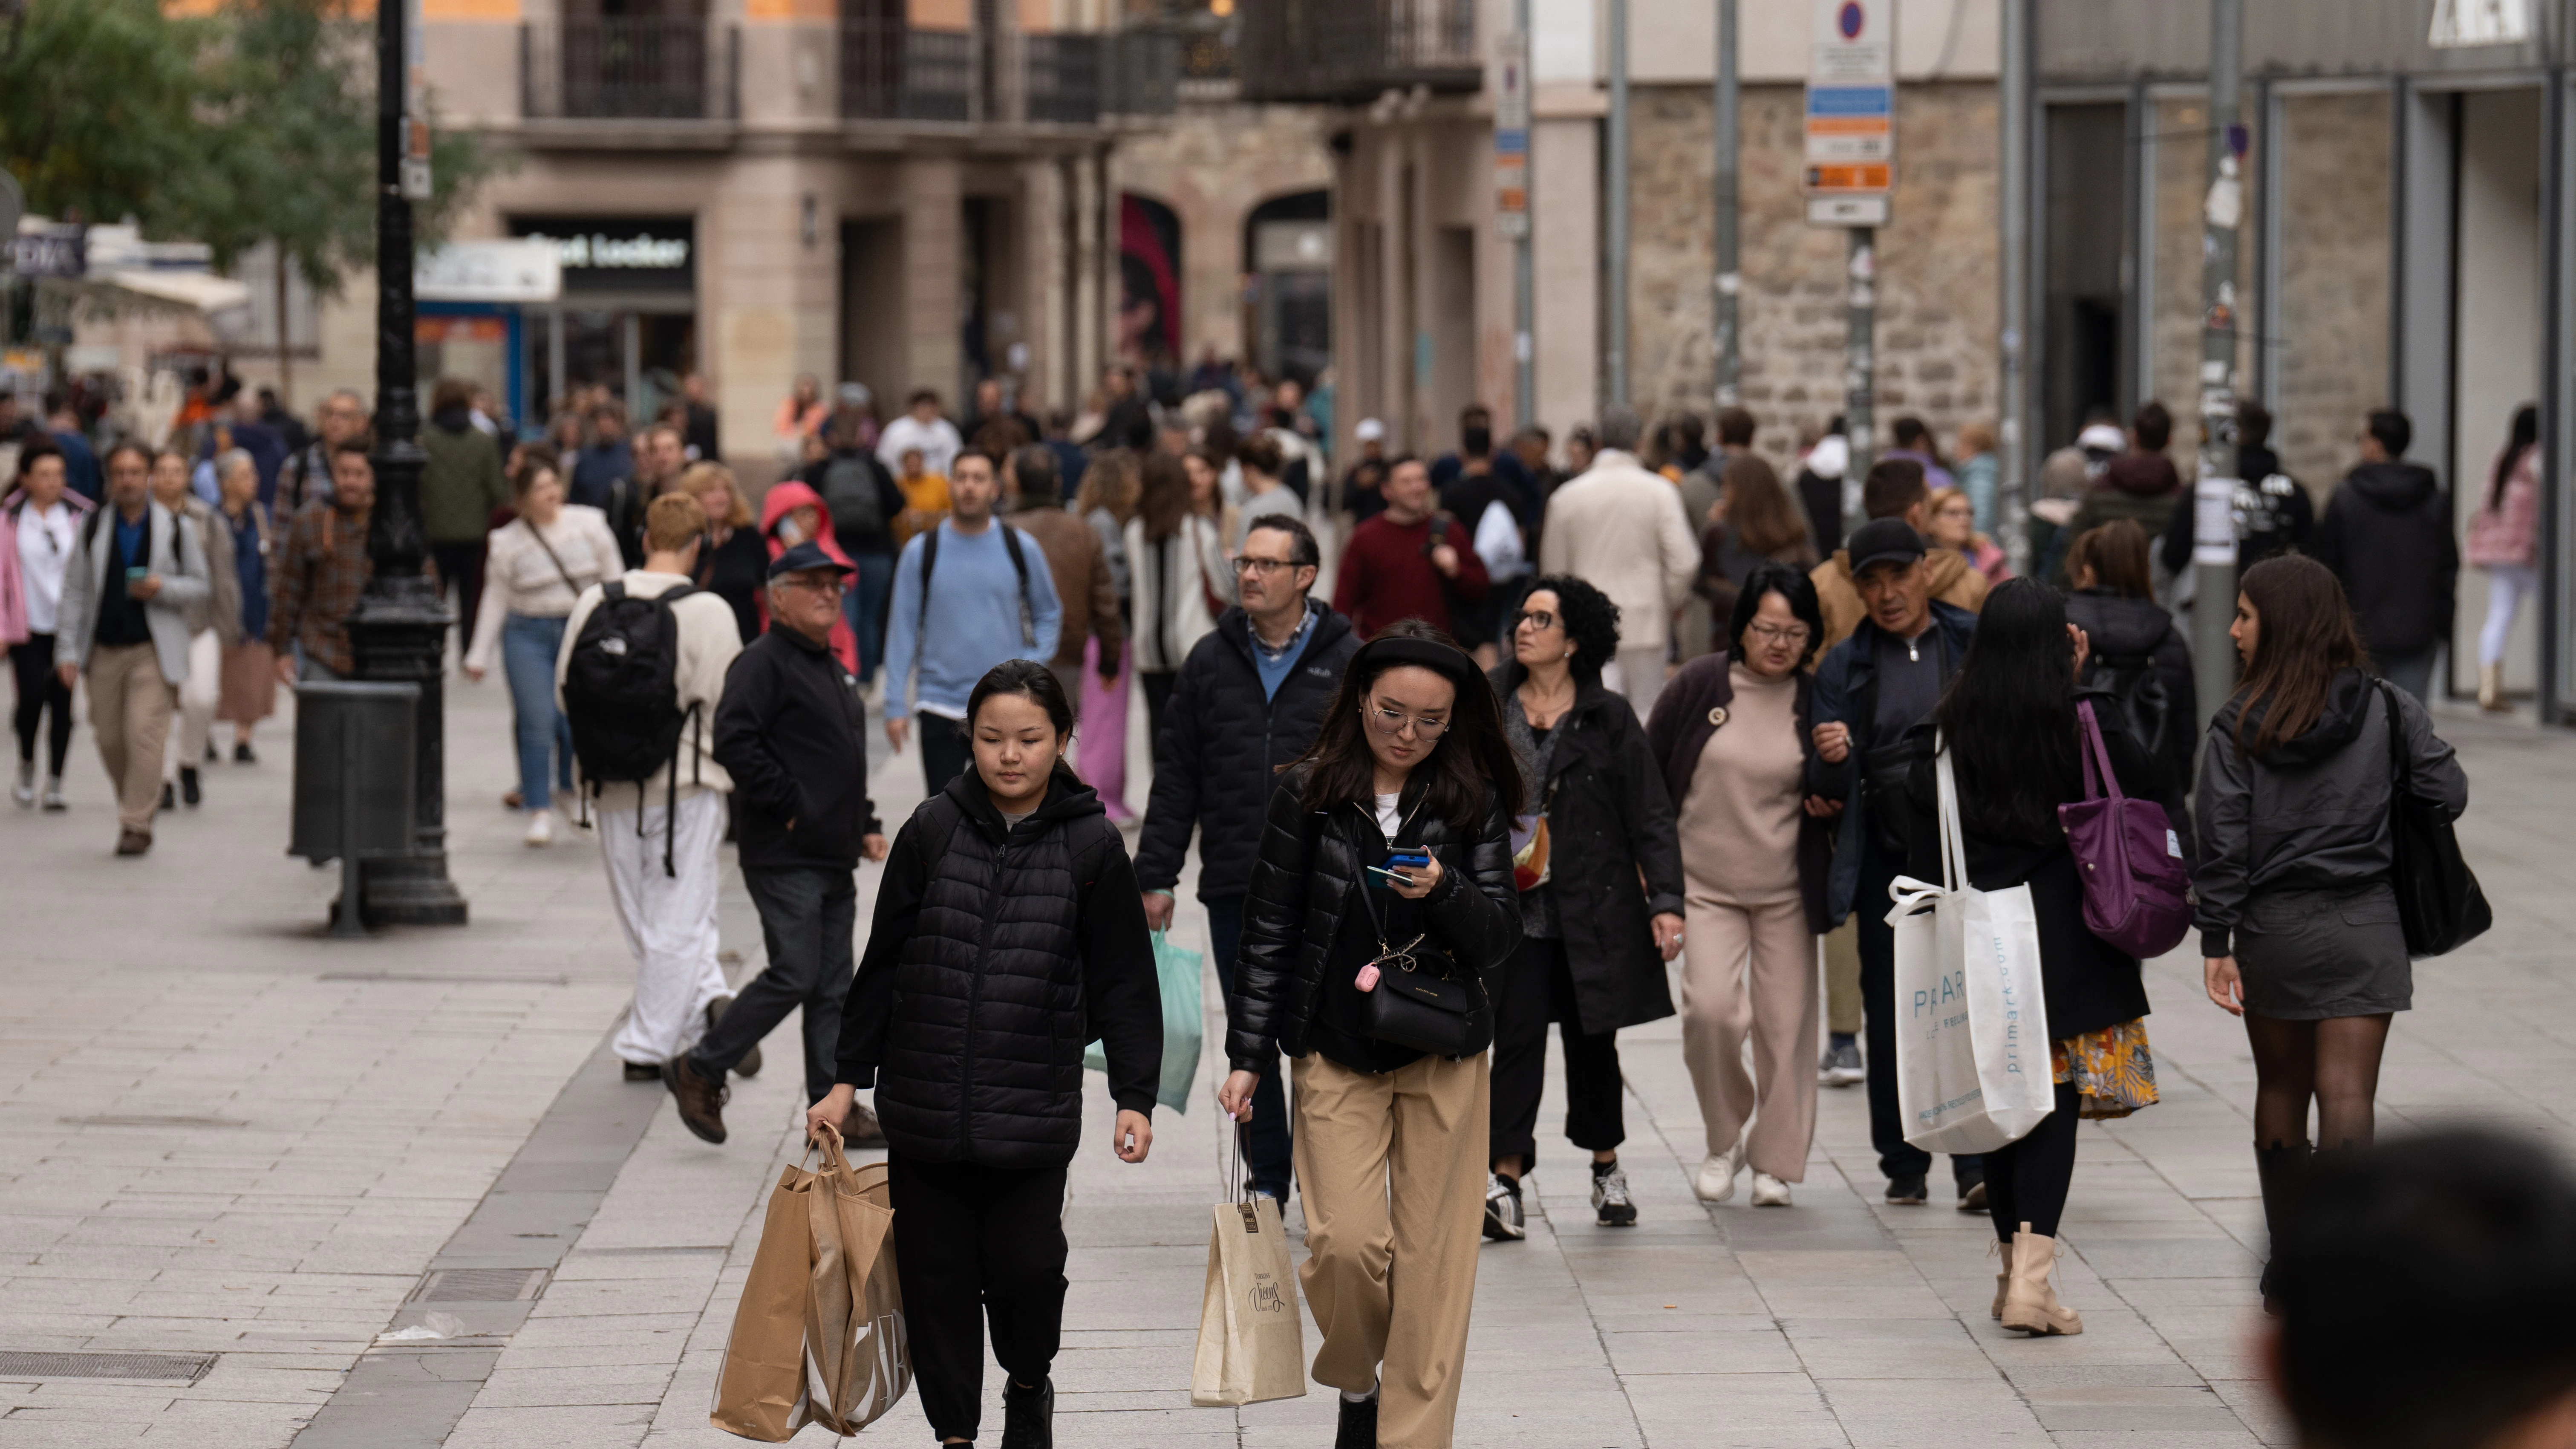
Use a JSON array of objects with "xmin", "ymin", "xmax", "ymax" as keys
[{"xmin": 1884, "ymin": 736, "xmax": 2056, "ymax": 1154}]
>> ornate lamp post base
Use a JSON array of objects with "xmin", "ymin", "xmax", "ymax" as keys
[{"xmin": 349, "ymin": 570, "xmax": 467, "ymax": 927}]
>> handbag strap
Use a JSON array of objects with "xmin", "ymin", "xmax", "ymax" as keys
[
  {"xmin": 2378, "ymin": 678, "xmax": 2412, "ymax": 793},
  {"xmin": 2074, "ymin": 699, "xmax": 2123, "ymax": 803},
  {"xmin": 1933, "ymin": 730, "xmax": 1964, "ymax": 894},
  {"xmin": 522, "ymin": 515, "xmax": 583, "ymax": 595}
]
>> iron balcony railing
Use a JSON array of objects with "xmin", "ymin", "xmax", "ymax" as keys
[
  {"xmin": 1021, "ymin": 33, "xmax": 1102, "ymax": 124},
  {"xmin": 1237, "ymin": 0, "xmax": 1476, "ymax": 104},
  {"xmin": 521, "ymin": 17, "xmax": 741, "ymax": 121},
  {"xmin": 840, "ymin": 15, "xmax": 973, "ymax": 122}
]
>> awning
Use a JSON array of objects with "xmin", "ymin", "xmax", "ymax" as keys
[{"xmin": 91, "ymin": 268, "xmax": 252, "ymax": 315}]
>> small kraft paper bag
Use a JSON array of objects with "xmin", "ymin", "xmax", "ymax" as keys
[
  {"xmin": 804, "ymin": 1135, "xmax": 910, "ymax": 1435},
  {"xmin": 1190, "ymin": 1128, "xmax": 1306, "ymax": 1408},
  {"xmin": 710, "ymin": 1156, "xmax": 825, "ymax": 1440}
]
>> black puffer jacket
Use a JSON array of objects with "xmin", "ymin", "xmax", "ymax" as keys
[
  {"xmin": 1229, "ymin": 765, "xmax": 1521, "ymax": 1070},
  {"xmin": 1136, "ymin": 601, "xmax": 1359, "ymax": 901},
  {"xmin": 2065, "ymin": 588, "xmax": 2197, "ymax": 807},
  {"xmin": 1489, "ymin": 664, "xmax": 1683, "ymax": 1034},
  {"xmin": 834, "ymin": 768, "xmax": 1162, "ymax": 1168},
  {"xmin": 2316, "ymin": 461, "xmax": 2458, "ymax": 658}
]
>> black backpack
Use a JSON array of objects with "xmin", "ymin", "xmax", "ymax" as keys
[
  {"xmin": 2082, "ymin": 654, "xmax": 2174, "ymax": 768},
  {"xmin": 819, "ymin": 451, "xmax": 886, "ymax": 542},
  {"xmin": 563, "ymin": 580, "xmax": 702, "ymax": 874}
]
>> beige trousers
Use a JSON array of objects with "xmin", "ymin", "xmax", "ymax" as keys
[
  {"xmin": 1292, "ymin": 1050, "xmax": 1488, "ymax": 1449},
  {"xmin": 1823, "ymin": 915, "xmax": 1864, "ymax": 1036},
  {"xmin": 1680, "ymin": 895, "xmax": 1820, "ymax": 1180},
  {"xmin": 88, "ymin": 643, "xmax": 176, "ymax": 834}
]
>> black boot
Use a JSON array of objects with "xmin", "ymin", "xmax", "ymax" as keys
[
  {"xmin": 179, "ymin": 766, "xmax": 201, "ymax": 807},
  {"xmin": 2253, "ymin": 1138, "xmax": 2312, "ymax": 1312},
  {"xmin": 999, "ymin": 1374, "xmax": 1053, "ymax": 1449},
  {"xmin": 1334, "ymin": 1387, "xmax": 1379, "ymax": 1449}
]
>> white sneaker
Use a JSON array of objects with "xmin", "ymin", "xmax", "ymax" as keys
[
  {"xmin": 1693, "ymin": 1141, "xmax": 1746, "ymax": 1203},
  {"xmin": 12, "ymin": 759, "xmax": 33, "ymax": 808},
  {"xmin": 1750, "ymin": 1172, "xmax": 1793, "ymax": 1207},
  {"xmin": 523, "ymin": 811, "xmax": 555, "ymax": 847}
]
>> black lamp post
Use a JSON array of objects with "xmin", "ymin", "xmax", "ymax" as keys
[{"xmin": 353, "ymin": 0, "xmax": 467, "ymax": 926}]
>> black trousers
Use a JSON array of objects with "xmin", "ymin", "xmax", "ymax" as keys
[
  {"xmin": 11, "ymin": 632, "xmax": 72, "ymax": 775},
  {"xmin": 1139, "ymin": 670, "xmax": 1177, "ymax": 745},
  {"xmin": 431, "ymin": 540, "xmax": 487, "ymax": 649},
  {"xmin": 1489, "ymin": 935, "xmax": 1625, "ymax": 1171},
  {"xmin": 918, "ymin": 713, "xmax": 972, "ymax": 797},
  {"xmin": 690, "ymin": 865, "xmax": 854, "ymax": 1106},
  {"xmin": 1206, "ymin": 895, "xmax": 1293, "ymax": 1198},
  {"xmin": 1984, "ymin": 1081, "xmax": 2080, "ymax": 1241},
  {"xmin": 1856, "ymin": 847, "xmax": 1981, "ymax": 1187},
  {"xmin": 888, "ymin": 1152, "xmax": 1070, "ymax": 1443}
]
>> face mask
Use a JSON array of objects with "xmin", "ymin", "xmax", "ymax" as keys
[{"xmin": 777, "ymin": 518, "xmax": 805, "ymax": 545}]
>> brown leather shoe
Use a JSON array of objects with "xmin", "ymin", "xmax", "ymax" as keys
[
  {"xmin": 663, "ymin": 1054, "xmax": 728, "ymax": 1143},
  {"xmin": 842, "ymin": 1100, "xmax": 889, "ymax": 1149},
  {"xmin": 114, "ymin": 830, "xmax": 152, "ymax": 857}
]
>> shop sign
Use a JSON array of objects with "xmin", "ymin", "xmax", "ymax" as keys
[{"xmin": 508, "ymin": 217, "xmax": 694, "ymax": 294}]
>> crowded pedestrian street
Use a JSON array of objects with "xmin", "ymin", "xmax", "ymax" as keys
[{"xmin": 0, "ymin": 675, "xmax": 2567, "ymax": 1449}]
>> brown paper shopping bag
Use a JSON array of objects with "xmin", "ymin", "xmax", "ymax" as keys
[
  {"xmin": 805, "ymin": 1138, "xmax": 911, "ymax": 1435},
  {"xmin": 1190, "ymin": 1181, "xmax": 1306, "ymax": 1407},
  {"xmin": 709, "ymin": 1160, "xmax": 823, "ymax": 1441}
]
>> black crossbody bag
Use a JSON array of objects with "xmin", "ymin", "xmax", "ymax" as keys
[
  {"xmin": 1350, "ymin": 817, "xmax": 1489, "ymax": 1057},
  {"xmin": 2377, "ymin": 679, "xmax": 2490, "ymax": 957}
]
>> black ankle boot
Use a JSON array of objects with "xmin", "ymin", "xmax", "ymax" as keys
[
  {"xmin": 1334, "ymin": 1388, "xmax": 1379, "ymax": 1449},
  {"xmin": 2253, "ymin": 1138, "xmax": 2312, "ymax": 1311},
  {"xmin": 999, "ymin": 1374, "xmax": 1052, "ymax": 1449}
]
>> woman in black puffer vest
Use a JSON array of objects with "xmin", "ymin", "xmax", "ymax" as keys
[
  {"xmin": 810, "ymin": 661, "xmax": 1161, "ymax": 1449},
  {"xmin": 1219, "ymin": 621, "xmax": 1522, "ymax": 1449}
]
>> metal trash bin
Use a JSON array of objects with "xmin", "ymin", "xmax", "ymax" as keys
[{"xmin": 291, "ymin": 681, "xmax": 419, "ymax": 937}]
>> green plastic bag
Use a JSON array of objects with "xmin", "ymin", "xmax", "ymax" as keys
[{"xmin": 1085, "ymin": 929, "xmax": 1203, "ymax": 1114}]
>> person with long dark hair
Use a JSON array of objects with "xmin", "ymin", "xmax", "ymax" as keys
[
  {"xmin": 1889, "ymin": 578, "xmax": 2165, "ymax": 1336},
  {"xmin": 2196, "ymin": 554, "xmax": 2468, "ymax": 1303},
  {"xmin": 1695, "ymin": 453, "xmax": 1818, "ymax": 624},
  {"xmin": 1220, "ymin": 621, "xmax": 1521, "ymax": 1449},
  {"xmin": 2466, "ymin": 402, "xmax": 2540, "ymax": 712},
  {"xmin": 2064, "ymin": 519, "xmax": 2196, "ymax": 811},
  {"xmin": 1483, "ymin": 576, "xmax": 1683, "ymax": 1238},
  {"xmin": 807, "ymin": 661, "xmax": 1162, "ymax": 1449},
  {"xmin": 1649, "ymin": 563, "xmax": 1834, "ymax": 1208}
]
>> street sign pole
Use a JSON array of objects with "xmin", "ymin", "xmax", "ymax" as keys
[
  {"xmin": 1808, "ymin": 0, "xmax": 1893, "ymax": 488},
  {"xmin": 1497, "ymin": 21, "xmax": 1534, "ymax": 430},
  {"xmin": 1998, "ymin": 0, "xmax": 2032, "ymax": 575},
  {"xmin": 2192, "ymin": 0, "xmax": 2247, "ymax": 734},
  {"xmin": 1713, "ymin": 0, "xmax": 1740, "ymax": 411},
  {"xmin": 1606, "ymin": 0, "xmax": 1630, "ymax": 407}
]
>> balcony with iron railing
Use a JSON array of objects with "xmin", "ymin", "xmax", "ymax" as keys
[
  {"xmin": 1237, "ymin": 0, "xmax": 1477, "ymax": 105},
  {"xmin": 521, "ymin": 16, "xmax": 741, "ymax": 122},
  {"xmin": 837, "ymin": 17, "xmax": 1183, "ymax": 126}
]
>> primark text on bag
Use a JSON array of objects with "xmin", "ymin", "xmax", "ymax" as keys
[{"xmin": 1886, "ymin": 736, "xmax": 2057, "ymax": 1155}]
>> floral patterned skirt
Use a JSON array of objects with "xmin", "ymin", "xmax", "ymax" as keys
[{"xmin": 2051, "ymin": 1018, "xmax": 2159, "ymax": 1120}]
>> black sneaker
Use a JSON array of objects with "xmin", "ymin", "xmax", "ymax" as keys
[
  {"xmin": 999, "ymin": 1375, "xmax": 1053, "ymax": 1449},
  {"xmin": 159, "ymin": 781, "xmax": 175, "ymax": 813},
  {"xmin": 1482, "ymin": 1172, "xmax": 1526, "ymax": 1241},
  {"xmin": 621, "ymin": 1062, "xmax": 661, "ymax": 1082},
  {"xmin": 1886, "ymin": 1177, "xmax": 1928, "ymax": 1206},
  {"xmin": 1592, "ymin": 1161, "xmax": 1638, "ymax": 1227},
  {"xmin": 179, "ymin": 766, "xmax": 201, "ymax": 808},
  {"xmin": 1333, "ymin": 1389, "xmax": 1379, "ymax": 1449},
  {"xmin": 234, "ymin": 742, "xmax": 257, "ymax": 764}
]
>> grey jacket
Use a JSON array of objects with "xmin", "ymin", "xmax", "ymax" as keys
[
  {"xmin": 55, "ymin": 499, "xmax": 212, "ymax": 684},
  {"xmin": 2193, "ymin": 668, "xmax": 2468, "ymax": 956},
  {"xmin": 175, "ymin": 497, "xmax": 242, "ymax": 645}
]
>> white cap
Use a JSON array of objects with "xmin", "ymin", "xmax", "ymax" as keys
[
  {"xmin": 1354, "ymin": 418, "xmax": 1386, "ymax": 442},
  {"xmin": 838, "ymin": 381, "xmax": 873, "ymax": 409},
  {"xmin": 2077, "ymin": 422, "xmax": 2126, "ymax": 453}
]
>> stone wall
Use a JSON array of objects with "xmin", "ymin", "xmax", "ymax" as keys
[
  {"xmin": 1625, "ymin": 81, "xmax": 2001, "ymax": 472},
  {"xmin": 1110, "ymin": 99, "xmax": 1338, "ymax": 367},
  {"xmin": 2273, "ymin": 89, "xmax": 2392, "ymax": 495}
]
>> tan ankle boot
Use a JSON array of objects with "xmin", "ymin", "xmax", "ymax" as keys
[
  {"xmin": 2481, "ymin": 663, "xmax": 2507, "ymax": 713},
  {"xmin": 2001, "ymin": 1224, "xmax": 2083, "ymax": 1336}
]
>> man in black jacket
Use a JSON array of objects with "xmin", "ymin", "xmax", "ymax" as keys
[
  {"xmin": 1136, "ymin": 516, "xmax": 1358, "ymax": 1200},
  {"xmin": 2317, "ymin": 408, "xmax": 2458, "ymax": 702},
  {"xmin": 665, "ymin": 542, "xmax": 890, "ymax": 1144}
]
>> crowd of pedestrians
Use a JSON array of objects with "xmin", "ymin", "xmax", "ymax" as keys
[{"xmin": 0, "ymin": 364, "xmax": 2523, "ymax": 1447}]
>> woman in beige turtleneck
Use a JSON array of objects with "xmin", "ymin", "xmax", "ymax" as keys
[{"xmin": 1643, "ymin": 563, "xmax": 1837, "ymax": 1207}]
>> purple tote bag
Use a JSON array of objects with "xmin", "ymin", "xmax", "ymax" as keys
[{"xmin": 2058, "ymin": 700, "xmax": 2193, "ymax": 959}]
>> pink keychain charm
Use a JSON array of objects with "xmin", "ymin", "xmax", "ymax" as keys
[{"xmin": 1354, "ymin": 963, "xmax": 1382, "ymax": 992}]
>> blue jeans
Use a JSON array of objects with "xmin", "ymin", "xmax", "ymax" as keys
[
  {"xmin": 502, "ymin": 612, "xmax": 575, "ymax": 810},
  {"xmin": 1205, "ymin": 896, "xmax": 1294, "ymax": 1200},
  {"xmin": 846, "ymin": 551, "xmax": 896, "ymax": 683}
]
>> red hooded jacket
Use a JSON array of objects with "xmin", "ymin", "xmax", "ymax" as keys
[{"xmin": 759, "ymin": 479, "xmax": 859, "ymax": 672}]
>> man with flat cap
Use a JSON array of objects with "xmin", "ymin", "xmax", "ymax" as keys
[
  {"xmin": 666, "ymin": 540, "xmax": 892, "ymax": 1145},
  {"xmin": 1805, "ymin": 518, "xmax": 1985, "ymax": 1211}
]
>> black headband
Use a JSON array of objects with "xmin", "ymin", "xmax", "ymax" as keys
[{"xmin": 1351, "ymin": 634, "xmax": 1479, "ymax": 685}]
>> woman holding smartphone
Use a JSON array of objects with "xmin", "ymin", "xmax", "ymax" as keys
[{"xmin": 1220, "ymin": 620, "xmax": 1522, "ymax": 1449}]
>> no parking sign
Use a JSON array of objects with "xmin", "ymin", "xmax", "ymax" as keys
[{"xmin": 1806, "ymin": 0, "xmax": 1895, "ymax": 226}]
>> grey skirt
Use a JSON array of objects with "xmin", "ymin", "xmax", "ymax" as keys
[{"xmin": 2236, "ymin": 881, "xmax": 2411, "ymax": 1019}]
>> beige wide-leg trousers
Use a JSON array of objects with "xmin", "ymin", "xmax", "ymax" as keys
[
  {"xmin": 87, "ymin": 642, "xmax": 176, "ymax": 835},
  {"xmin": 1292, "ymin": 1049, "xmax": 1487, "ymax": 1449},
  {"xmin": 1680, "ymin": 895, "xmax": 1820, "ymax": 1181}
]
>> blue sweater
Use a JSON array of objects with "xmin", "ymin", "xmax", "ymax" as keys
[{"xmin": 883, "ymin": 520, "xmax": 1064, "ymax": 720}]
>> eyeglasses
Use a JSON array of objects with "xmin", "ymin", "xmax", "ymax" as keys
[
  {"xmin": 1232, "ymin": 556, "xmax": 1298, "ymax": 577},
  {"xmin": 781, "ymin": 574, "xmax": 846, "ymax": 595},
  {"xmin": 1744, "ymin": 622, "xmax": 1811, "ymax": 647},
  {"xmin": 1364, "ymin": 702, "xmax": 1449, "ymax": 739},
  {"xmin": 1512, "ymin": 609, "xmax": 1558, "ymax": 632}
]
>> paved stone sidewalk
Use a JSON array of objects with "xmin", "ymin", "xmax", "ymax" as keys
[{"xmin": 5, "ymin": 672, "xmax": 2571, "ymax": 1448}]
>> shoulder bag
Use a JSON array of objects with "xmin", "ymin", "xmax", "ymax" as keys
[
  {"xmin": 2059, "ymin": 699, "xmax": 2192, "ymax": 958},
  {"xmin": 2377, "ymin": 680, "xmax": 2491, "ymax": 957},
  {"xmin": 1350, "ymin": 813, "xmax": 1488, "ymax": 1057}
]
